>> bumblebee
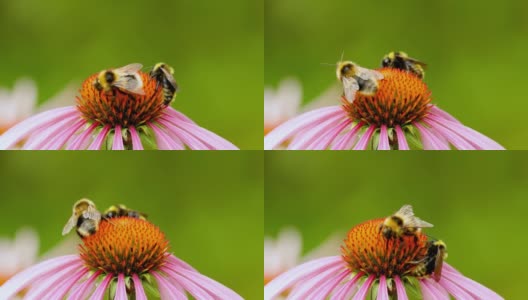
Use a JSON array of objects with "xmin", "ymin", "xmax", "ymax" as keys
[
  {"xmin": 93, "ymin": 63, "xmax": 145, "ymax": 95},
  {"xmin": 150, "ymin": 63, "xmax": 178, "ymax": 106},
  {"xmin": 62, "ymin": 199, "xmax": 102, "ymax": 238},
  {"xmin": 103, "ymin": 204, "xmax": 147, "ymax": 220},
  {"xmin": 379, "ymin": 204, "xmax": 433, "ymax": 240},
  {"xmin": 336, "ymin": 61, "xmax": 384, "ymax": 103},
  {"xmin": 381, "ymin": 51, "xmax": 427, "ymax": 79},
  {"xmin": 410, "ymin": 239, "xmax": 447, "ymax": 281}
]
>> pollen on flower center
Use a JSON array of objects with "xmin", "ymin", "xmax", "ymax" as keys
[
  {"xmin": 76, "ymin": 72, "xmax": 165, "ymax": 127},
  {"xmin": 341, "ymin": 218, "xmax": 428, "ymax": 277},
  {"xmin": 79, "ymin": 217, "xmax": 169, "ymax": 276},
  {"xmin": 342, "ymin": 68, "xmax": 432, "ymax": 127}
]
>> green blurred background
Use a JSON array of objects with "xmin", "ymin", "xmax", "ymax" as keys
[
  {"xmin": 265, "ymin": 0, "xmax": 527, "ymax": 149},
  {"xmin": 265, "ymin": 152, "xmax": 527, "ymax": 299},
  {"xmin": 0, "ymin": 0, "xmax": 263, "ymax": 149},
  {"xmin": 0, "ymin": 153, "xmax": 263, "ymax": 298}
]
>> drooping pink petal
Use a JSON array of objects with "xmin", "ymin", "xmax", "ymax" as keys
[
  {"xmin": 114, "ymin": 273, "xmax": 127, "ymax": 300},
  {"xmin": 161, "ymin": 267, "xmax": 215, "ymax": 300},
  {"xmin": 287, "ymin": 264, "xmax": 346, "ymax": 299},
  {"xmin": 43, "ymin": 267, "xmax": 89, "ymax": 299},
  {"xmin": 307, "ymin": 269, "xmax": 350, "ymax": 300},
  {"xmin": 151, "ymin": 271, "xmax": 187, "ymax": 300},
  {"xmin": 377, "ymin": 275, "xmax": 389, "ymax": 300},
  {"xmin": 436, "ymin": 276, "xmax": 475, "ymax": 299},
  {"xmin": 169, "ymin": 267, "xmax": 243, "ymax": 300},
  {"xmin": 426, "ymin": 114, "xmax": 504, "ymax": 150},
  {"xmin": 309, "ymin": 119, "xmax": 353, "ymax": 150},
  {"xmin": 441, "ymin": 265, "xmax": 504, "ymax": 300},
  {"xmin": 66, "ymin": 122, "xmax": 98, "ymax": 150},
  {"xmin": 132, "ymin": 274, "xmax": 147, "ymax": 300},
  {"xmin": 265, "ymin": 106, "xmax": 344, "ymax": 150},
  {"xmin": 87, "ymin": 125, "xmax": 111, "ymax": 150},
  {"xmin": 414, "ymin": 122, "xmax": 450, "ymax": 150},
  {"xmin": 287, "ymin": 114, "xmax": 347, "ymax": 150},
  {"xmin": 421, "ymin": 278, "xmax": 450, "ymax": 300},
  {"xmin": 353, "ymin": 125, "xmax": 376, "ymax": 150},
  {"xmin": 394, "ymin": 125, "xmax": 409, "ymax": 150},
  {"xmin": 88, "ymin": 274, "xmax": 113, "ymax": 300},
  {"xmin": 377, "ymin": 125, "xmax": 390, "ymax": 150},
  {"xmin": 419, "ymin": 279, "xmax": 439, "ymax": 300},
  {"xmin": 149, "ymin": 123, "xmax": 184, "ymax": 150},
  {"xmin": 112, "ymin": 125, "xmax": 124, "ymax": 150},
  {"xmin": 22, "ymin": 114, "xmax": 79, "ymax": 150},
  {"xmin": 331, "ymin": 122, "xmax": 364, "ymax": 150},
  {"xmin": 330, "ymin": 272, "xmax": 363, "ymax": 300},
  {"xmin": 128, "ymin": 126, "xmax": 144, "ymax": 150},
  {"xmin": 264, "ymin": 256, "xmax": 343, "ymax": 300},
  {"xmin": 0, "ymin": 255, "xmax": 80, "ymax": 299},
  {"xmin": 0, "ymin": 106, "xmax": 78, "ymax": 149},
  {"xmin": 161, "ymin": 114, "xmax": 238, "ymax": 150},
  {"xmin": 351, "ymin": 274, "xmax": 375, "ymax": 300},
  {"xmin": 164, "ymin": 107, "xmax": 197, "ymax": 124},
  {"xmin": 392, "ymin": 276, "xmax": 408, "ymax": 300},
  {"xmin": 423, "ymin": 118, "xmax": 476, "ymax": 150},
  {"xmin": 158, "ymin": 118, "xmax": 210, "ymax": 150},
  {"xmin": 68, "ymin": 270, "xmax": 102, "ymax": 300},
  {"xmin": 166, "ymin": 255, "xmax": 199, "ymax": 273},
  {"xmin": 428, "ymin": 105, "xmax": 462, "ymax": 124},
  {"xmin": 44, "ymin": 118, "xmax": 87, "ymax": 150},
  {"xmin": 23, "ymin": 260, "xmax": 84, "ymax": 299}
]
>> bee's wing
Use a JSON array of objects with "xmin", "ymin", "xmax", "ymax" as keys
[
  {"xmin": 83, "ymin": 206, "xmax": 102, "ymax": 222},
  {"xmin": 62, "ymin": 216, "xmax": 77, "ymax": 235},
  {"xmin": 342, "ymin": 77, "xmax": 359, "ymax": 103},
  {"xmin": 114, "ymin": 75, "xmax": 145, "ymax": 95},
  {"xmin": 160, "ymin": 67, "xmax": 178, "ymax": 91},
  {"xmin": 355, "ymin": 66, "xmax": 384, "ymax": 81},
  {"xmin": 406, "ymin": 216, "xmax": 434, "ymax": 228},
  {"xmin": 406, "ymin": 57, "xmax": 427, "ymax": 69},
  {"xmin": 114, "ymin": 63, "xmax": 143, "ymax": 74},
  {"xmin": 396, "ymin": 204, "xmax": 415, "ymax": 217}
]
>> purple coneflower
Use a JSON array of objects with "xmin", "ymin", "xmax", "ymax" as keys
[
  {"xmin": 264, "ymin": 218, "xmax": 503, "ymax": 300},
  {"xmin": 265, "ymin": 68, "xmax": 504, "ymax": 150},
  {"xmin": 0, "ymin": 217, "xmax": 243, "ymax": 299},
  {"xmin": 0, "ymin": 71, "xmax": 237, "ymax": 150}
]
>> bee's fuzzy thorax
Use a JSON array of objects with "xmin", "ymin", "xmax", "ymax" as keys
[
  {"xmin": 341, "ymin": 218, "xmax": 429, "ymax": 277},
  {"xmin": 79, "ymin": 216, "xmax": 169, "ymax": 276},
  {"xmin": 341, "ymin": 68, "xmax": 431, "ymax": 127},
  {"xmin": 77, "ymin": 72, "xmax": 165, "ymax": 127}
]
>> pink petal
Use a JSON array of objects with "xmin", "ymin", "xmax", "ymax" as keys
[
  {"xmin": 44, "ymin": 267, "xmax": 89, "ymax": 299},
  {"xmin": 128, "ymin": 126, "xmax": 144, "ymax": 150},
  {"xmin": 44, "ymin": 118, "xmax": 87, "ymax": 150},
  {"xmin": 265, "ymin": 106, "xmax": 344, "ymax": 149},
  {"xmin": 114, "ymin": 273, "xmax": 127, "ymax": 300},
  {"xmin": 166, "ymin": 255, "xmax": 199, "ymax": 273},
  {"xmin": 309, "ymin": 119, "xmax": 353, "ymax": 150},
  {"xmin": 264, "ymin": 256, "xmax": 343, "ymax": 300},
  {"xmin": 394, "ymin": 125, "xmax": 409, "ymax": 150},
  {"xmin": 151, "ymin": 271, "xmax": 187, "ymax": 300},
  {"xmin": 436, "ymin": 276, "xmax": 475, "ymax": 299},
  {"xmin": 288, "ymin": 264, "xmax": 346, "ymax": 299},
  {"xmin": 353, "ymin": 125, "xmax": 376, "ymax": 150},
  {"xmin": 288, "ymin": 114, "xmax": 347, "ymax": 150},
  {"xmin": 331, "ymin": 122, "xmax": 364, "ymax": 150},
  {"xmin": 393, "ymin": 276, "xmax": 408, "ymax": 300},
  {"xmin": 307, "ymin": 269, "xmax": 350, "ymax": 300},
  {"xmin": 351, "ymin": 274, "xmax": 375, "ymax": 300},
  {"xmin": 112, "ymin": 125, "xmax": 124, "ymax": 150},
  {"xmin": 68, "ymin": 270, "xmax": 102, "ymax": 300},
  {"xmin": 161, "ymin": 113, "xmax": 238, "ymax": 150},
  {"xmin": 0, "ymin": 255, "xmax": 80, "ymax": 299},
  {"xmin": 169, "ymin": 267, "xmax": 243, "ymax": 300},
  {"xmin": 160, "ymin": 267, "xmax": 215, "ymax": 300},
  {"xmin": 164, "ymin": 107, "xmax": 196, "ymax": 124},
  {"xmin": 87, "ymin": 125, "xmax": 111, "ymax": 150},
  {"xmin": 0, "ymin": 107, "xmax": 79, "ymax": 149},
  {"xmin": 158, "ymin": 118, "xmax": 210, "ymax": 150},
  {"xmin": 421, "ymin": 278, "xmax": 450, "ymax": 300},
  {"xmin": 419, "ymin": 279, "xmax": 439, "ymax": 300},
  {"xmin": 23, "ymin": 260, "xmax": 84, "ymax": 299},
  {"xmin": 330, "ymin": 272, "xmax": 363, "ymax": 300},
  {"xmin": 428, "ymin": 105, "xmax": 461, "ymax": 124},
  {"xmin": 377, "ymin": 125, "xmax": 390, "ymax": 150},
  {"xmin": 423, "ymin": 118, "xmax": 476, "ymax": 150},
  {"xmin": 441, "ymin": 265, "xmax": 504, "ymax": 300},
  {"xmin": 377, "ymin": 275, "xmax": 389, "ymax": 300},
  {"xmin": 22, "ymin": 114, "xmax": 79, "ymax": 150},
  {"xmin": 132, "ymin": 274, "xmax": 147, "ymax": 300},
  {"xmin": 414, "ymin": 122, "xmax": 450, "ymax": 150},
  {"xmin": 66, "ymin": 122, "xmax": 98, "ymax": 150},
  {"xmin": 88, "ymin": 274, "xmax": 113, "ymax": 300},
  {"xmin": 149, "ymin": 123, "xmax": 184, "ymax": 150}
]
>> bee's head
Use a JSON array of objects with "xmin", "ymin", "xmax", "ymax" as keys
[
  {"xmin": 104, "ymin": 71, "xmax": 115, "ymax": 84},
  {"xmin": 381, "ymin": 52, "xmax": 397, "ymax": 67},
  {"xmin": 336, "ymin": 61, "xmax": 356, "ymax": 80}
]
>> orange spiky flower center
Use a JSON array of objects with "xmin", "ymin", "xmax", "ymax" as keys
[
  {"xmin": 342, "ymin": 68, "xmax": 432, "ymax": 127},
  {"xmin": 341, "ymin": 218, "xmax": 428, "ymax": 277},
  {"xmin": 79, "ymin": 217, "xmax": 169, "ymax": 276},
  {"xmin": 76, "ymin": 72, "xmax": 165, "ymax": 127}
]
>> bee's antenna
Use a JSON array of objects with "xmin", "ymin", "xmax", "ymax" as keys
[
  {"xmin": 320, "ymin": 63, "xmax": 336, "ymax": 67},
  {"xmin": 339, "ymin": 50, "xmax": 345, "ymax": 63}
]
